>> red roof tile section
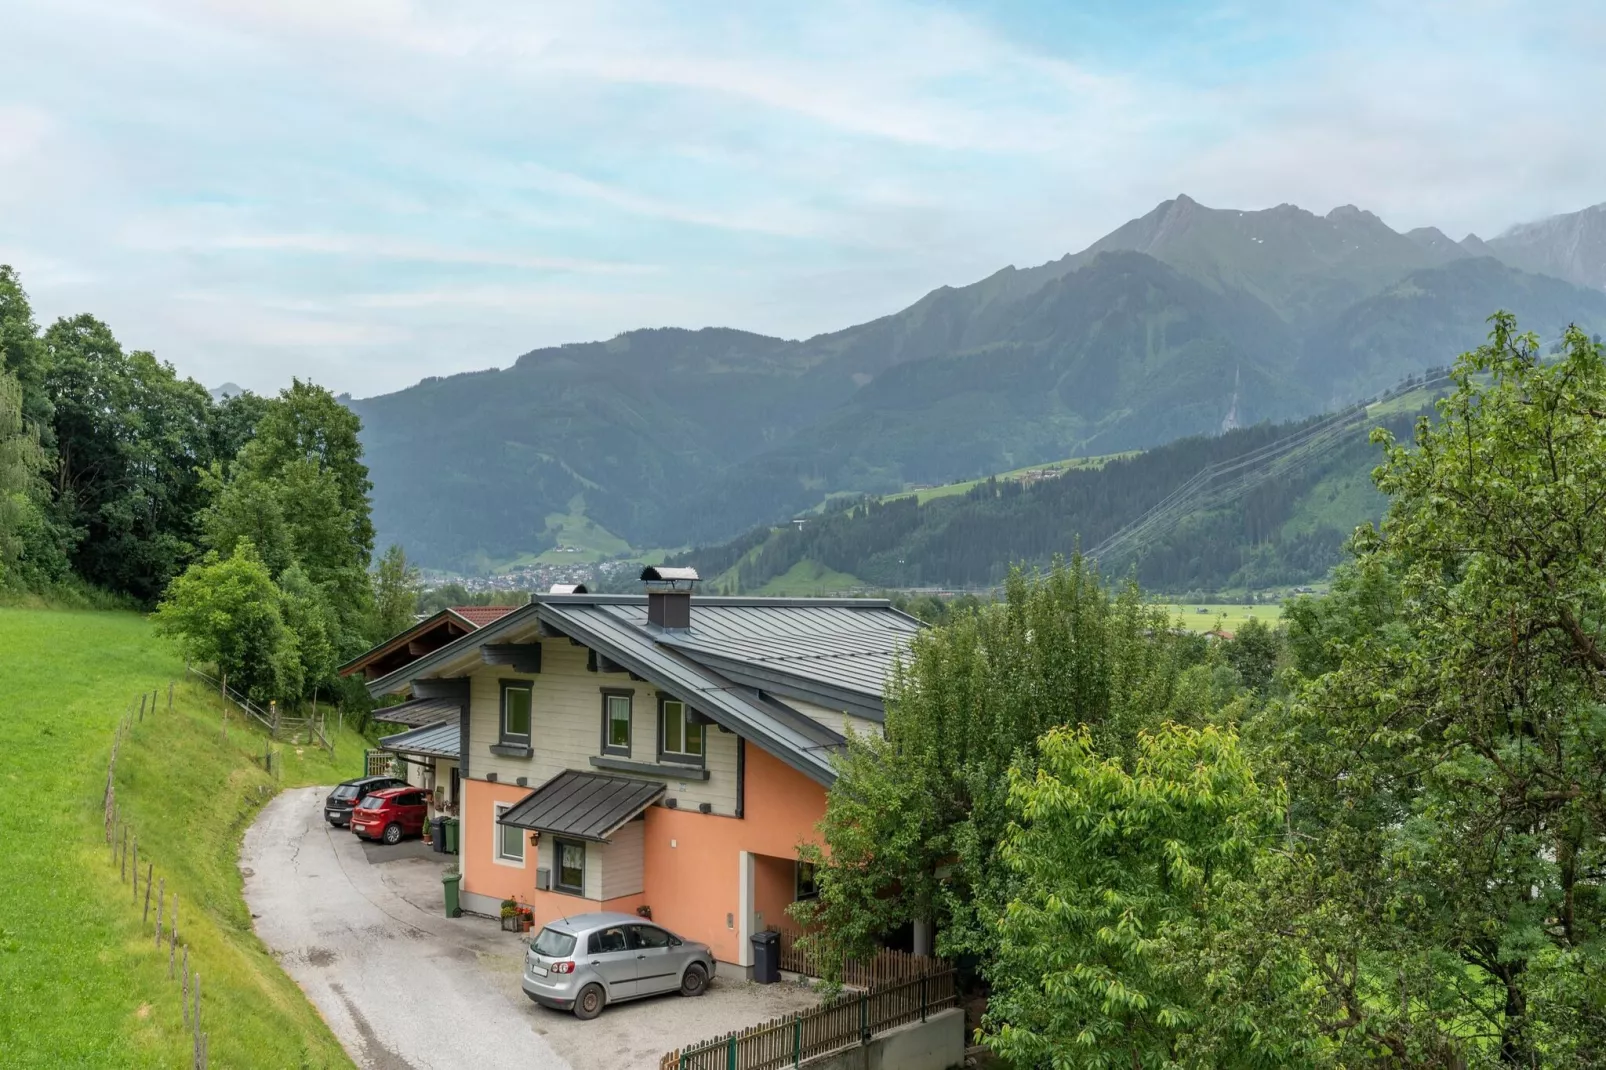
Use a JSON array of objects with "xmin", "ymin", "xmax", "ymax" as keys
[{"xmin": 450, "ymin": 605, "xmax": 520, "ymax": 628}]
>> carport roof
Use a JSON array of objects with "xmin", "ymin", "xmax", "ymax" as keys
[
  {"xmin": 496, "ymin": 770, "xmax": 665, "ymax": 842},
  {"xmin": 371, "ymin": 696, "xmax": 463, "ymax": 728},
  {"xmin": 378, "ymin": 721, "xmax": 460, "ymax": 760}
]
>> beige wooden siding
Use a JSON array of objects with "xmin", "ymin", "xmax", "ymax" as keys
[
  {"xmin": 598, "ymin": 819, "xmax": 646, "ymax": 900},
  {"xmin": 466, "ymin": 640, "xmax": 738, "ymax": 814},
  {"xmin": 535, "ymin": 830, "xmax": 620, "ymax": 900},
  {"xmin": 781, "ymin": 697, "xmax": 884, "ymax": 739}
]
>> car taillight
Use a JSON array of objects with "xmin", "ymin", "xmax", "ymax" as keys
[{"xmin": 552, "ymin": 961, "xmax": 575, "ymax": 974}]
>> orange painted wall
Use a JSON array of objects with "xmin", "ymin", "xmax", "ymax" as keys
[
  {"xmin": 522, "ymin": 889, "xmax": 650, "ymax": 932},
  {"xmin": 641, "ymin": 743, "xmax": 828, "ymax": 963},
  {"xmin": 461, "ymin": 778, "xmax": 540, "ymax": 904},
  {"xmin": 753, "ymin": 854, "xmax": 796, "ymax": 934}
]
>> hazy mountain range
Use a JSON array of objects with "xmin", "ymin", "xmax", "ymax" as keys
[{"xmin": 350, "ymin": 197, "xmax": 1606, "ymax": 570}]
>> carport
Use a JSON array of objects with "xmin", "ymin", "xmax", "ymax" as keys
[{"xmin": 378, "ymin": 720, "xmax": 461, "ymax": 813}]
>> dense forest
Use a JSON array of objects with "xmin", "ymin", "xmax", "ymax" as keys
[
  {"xmin": 678, "ymin": 401, "xmax": 1431, "ymax": 594},
  {"xmin": 0, "ymin": 265, "xmax": 417, "ymax": 710}
]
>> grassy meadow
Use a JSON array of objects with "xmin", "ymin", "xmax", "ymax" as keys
[
  {"xmin": 1156, "ymin": 602, "xmax": 1285, "ymax": 633},
  {"xmin": 0, "ymin": 607, "xmax": 366, "ymax": 1068}
]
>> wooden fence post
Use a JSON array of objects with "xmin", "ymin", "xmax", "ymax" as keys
[
  {"xmin": 142, "ymin": 862, "xmax": 153, "ymax": 921},
  {"xmin": 182, "ymin": 949, "xmax": 190, "ymax": 1025},
  {"xmin": 139, "ymin": 693, "xmax": 146, "ymax": 722}
]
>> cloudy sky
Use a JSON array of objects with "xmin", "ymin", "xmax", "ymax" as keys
[{"xmin": 2, "ymin": 0, "xmax": 1602, "ymax": 397}]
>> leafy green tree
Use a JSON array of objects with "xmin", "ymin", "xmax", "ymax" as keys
[
  {"xmin": 984, "ymin": 723, "xmax": 1318, "ymax": 1069},
  {"xmin": 0, "ymin": 266, "xmax": 53, "ymax": 448},
  {"xmin": 153, "ymin": 541, "xmax": 299, "ymax": 702},
  {"xmin": 371, "ymin": 544, "xmax": 420, "ymax": 640},
  {"xmin": 1219, "ymin": 615, "xmax": 1283, "ymax": 693},
  {"xmin": 799, "ymin": 558, "xmax": 1211, "ymax": 970},
  {"xmin": 1259, "ymin": 316, "xmax": 1606, "ymax": 1063},
  {"xmin": 277, "ymin": 563, "xmax": 338, "ymax": 697},
  {"xmin": 205, "ymin": 379, "xmax": 375, "ymax": 646},
  {"xmin": 0, "ymin": 369, "xmax": 48, "ymax": 581},
  {"xmin": 44, "ymin": 315, "xmax": 215, "ymax": 602}
]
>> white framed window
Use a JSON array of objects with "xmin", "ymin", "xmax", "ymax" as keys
[
  {"xmin": 601, "ymin": 689, "xmax": 632, "ymax": 756},
  {"xmin": 500, "ymin": 679, "xmax": 533, "ymax": 745},
  {"xmin": 494, "ymin": 803, "xmax": 525, "ymax": 866},
  {"xmin": 658, "ymin": 698, "xmax": 705, "ymax": 765}
]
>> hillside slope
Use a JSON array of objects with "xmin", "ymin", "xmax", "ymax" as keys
[
  {"xmin": 673, "ymin": 397, "xmax": 1435, "ymax": 595},
  {"xmin": 0, "ymin": 608, "xmax": 363, "ymax": 1068}
]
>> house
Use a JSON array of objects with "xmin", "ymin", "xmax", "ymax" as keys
[
  {"xmin": 361, "ymin": 568, "xmax": 921, "ymax": 972},
  {"xmin": 340, "ymin": 605, "xmax": 519, "ymax": 806}
]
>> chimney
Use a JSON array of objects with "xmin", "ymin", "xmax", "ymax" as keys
[{"xmin": 640, "ymin": 566, "xmax": 698, "ymax": 629}]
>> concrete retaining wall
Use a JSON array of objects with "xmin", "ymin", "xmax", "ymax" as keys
[{"xmin": 803, "ymin": 1007, "xmax": 964, "ymax": 1070}]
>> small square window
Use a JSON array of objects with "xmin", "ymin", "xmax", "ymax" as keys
[
  {"xmin": 601, "ymin": 691, "xmax": 632, "ymax": 756},
  {"xmin": 555, "ymin": 839, "xmax": 585, "ymax": 894},
  {"xmin": 796, "ymin": 860, "xmax": 819, "ymax": 901}
]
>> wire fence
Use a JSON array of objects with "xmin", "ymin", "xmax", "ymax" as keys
[
  {"xmin": 104, "ymin": 685, "xmax": 211, "ymax": 1069},
  {"xmin": 184, "ymin": 664, "xmax": 335, "ymax": 754}
]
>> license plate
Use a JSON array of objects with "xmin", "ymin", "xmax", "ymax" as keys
[{"xmin": 530, "ymin": 964, "xmax": 548, "ymax": 977}]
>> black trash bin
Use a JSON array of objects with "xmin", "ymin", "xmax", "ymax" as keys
[
  {"xmin": 750, "ymin": 930, "xmax": 780, "ymax": 984},
  {"xmin": 430, "ymin": 816, "xmax": 447, "ymax": 854}
]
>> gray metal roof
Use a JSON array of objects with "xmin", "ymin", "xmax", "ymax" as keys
[
  {"xmin": 363, "ymin": 593, "xmax": 922, "ymax": 786},
  {"xmin": 594, "ymin": 602, "xmax": 917, "ymax": 704},
  {"xmin": 378, "ymin": 720, "xmax": 460, "ymax": 760},
  {"xmin": 497, "ymin": 770, "xmax": 664, "ymax": 842},
  {"xmin": 537, "ymin": 602, "xmax": 848, "ymax": 783},
  {"xmin": 372, "ymin": 696, "xmax": 463, "ymax": 728}
]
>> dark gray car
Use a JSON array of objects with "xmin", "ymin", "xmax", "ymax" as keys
[{"xmin": 522, "ymin": 912, "xmax": 715, "ymax": 1019}]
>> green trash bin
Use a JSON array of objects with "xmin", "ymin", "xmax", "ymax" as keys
[
  {"xmin": 444, "ymin": 817, "xmax": 460, "ymax": 854},
  {"xmin": 442, "ymin": 870, "xmax": 461, "ymax": 918}
]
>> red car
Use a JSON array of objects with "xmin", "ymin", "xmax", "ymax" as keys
[{"xmin": 350, "ymin": 786, "xmax": 430, "ymax": 844}]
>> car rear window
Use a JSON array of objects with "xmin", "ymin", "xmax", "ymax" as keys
[
  {"xmin": 332, "ymin": 785, "xmax": 360, "ymax": 800},
  {"xmin": 357, "ymin": 795, "xmax": 386, "ymax": 810},
  {"xmin": 532, "ymin": 928, "xmax": 576, "ymax": 958}
]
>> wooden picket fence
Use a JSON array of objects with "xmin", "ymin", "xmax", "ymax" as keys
[
  {"xmin": 769, "ymin": 923, "xmax": 945, "ymax": 988},
  {"xmin": 659, "ymin": 968, "xmax": 956, "ymax": 1070},
  {"xmin": 104, "ymin": 686, "xmax": 211, "ymax": 1068}
]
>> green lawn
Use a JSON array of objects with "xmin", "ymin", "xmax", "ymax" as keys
[
  {"xmin": 1155, "ymin": 602, "xmax": 1285, "ymax": 633},
  {"xmin": 751, "ymin": 559, "xmax": 865, "ymax": 595},
  {"xmin": 0, "ymin": 607, "xmax": 365, "ymax": 1068},
  {"xmin": 884, "ymin": 451, "xmax": 1139, "ymax": 505}
]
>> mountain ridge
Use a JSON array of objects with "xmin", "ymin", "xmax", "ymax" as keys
[{"xmin": 352, "ymin": 195, "xmax": 1606, "ymax": 569}]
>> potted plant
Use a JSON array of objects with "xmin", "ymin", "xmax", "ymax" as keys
[{"xmin": 499, "ymin": 898, "xmax": 520, "ymax": 932}]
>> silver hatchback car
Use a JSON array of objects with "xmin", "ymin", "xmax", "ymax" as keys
[{"xmin": 522, "ymin": 912, "xmax": 716, "ymax": 1019}]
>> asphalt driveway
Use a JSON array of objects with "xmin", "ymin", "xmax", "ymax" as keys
[{"xmin": 243, "ymin": 787, "xmax": 819, "ymax": 1070}]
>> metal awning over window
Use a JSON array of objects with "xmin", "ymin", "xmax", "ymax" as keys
[{"xmin": 496, "ymin": 770, "xmax": 664, "ymax": 843}]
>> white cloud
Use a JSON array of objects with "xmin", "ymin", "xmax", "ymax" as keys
[{"xmin": 2, "ymin": 0, "xmax": 1602, "ymax": 396}]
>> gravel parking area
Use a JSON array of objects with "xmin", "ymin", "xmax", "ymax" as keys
[{"xmin": 243, "ymin": 787, "xmax": 820, "ymax": 1070}]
